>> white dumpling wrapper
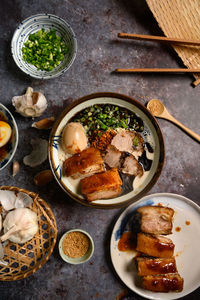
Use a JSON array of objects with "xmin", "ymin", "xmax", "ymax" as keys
[{"xmin": 1, "ymin": 208, "xmax": 38, "ymax": 244}]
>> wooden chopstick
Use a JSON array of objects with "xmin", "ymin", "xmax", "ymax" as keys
[
  {"xmin": 118, "ymin": 33, "xmax": 200, "ymax": 46},
  {"xmin": 115, "ymin": 68, "xmax": 200, "ymax": 73}
]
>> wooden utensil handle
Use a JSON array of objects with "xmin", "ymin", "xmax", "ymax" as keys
[
  {"xmin": 118, "ymin": 33, "xmax": 200, "ymax": 46},
  {"xmin": 168, "ymin": 115, "xmax": 200, "ymax": 142},
  {"xmin": 115, "ymin": 68, "xmax": 200, "ymax": 73}
]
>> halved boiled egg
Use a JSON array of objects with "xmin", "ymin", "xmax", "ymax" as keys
[{"xmin": 0, "ymin": 121, "xmax": 12, "ymax": 148}]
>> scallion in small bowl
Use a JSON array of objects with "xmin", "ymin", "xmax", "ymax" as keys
[
  {"xmin": 22, "ymin": 29, "xmax": 68, "ymax": 72},
  {"xmin": 11, "ymin": 14, "xmax": 77, "ymax": 79}
]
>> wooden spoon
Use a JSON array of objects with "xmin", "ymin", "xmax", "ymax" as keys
[{"xmin": 147, "ymin": 99, "xmax": 200, "ymax": 142}]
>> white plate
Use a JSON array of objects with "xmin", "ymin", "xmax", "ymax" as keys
[{"xmin": 110, "ymin": 193, "xmax": 200, "ymax": 299}]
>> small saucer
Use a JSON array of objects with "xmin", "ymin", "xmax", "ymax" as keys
[{"xmin": 59, "ymin": 229, "xmax": 94, "ymax": 264}]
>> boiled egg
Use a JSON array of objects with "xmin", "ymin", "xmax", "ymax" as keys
[
  {"xmin": 0, "ymin": 121, "xmax": 12, "ymax": 148},
  {"xmin": 62, "ymin": 122, "xmax": 87, "ymax": 154}
]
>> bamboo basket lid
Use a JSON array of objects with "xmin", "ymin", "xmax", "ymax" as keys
[
  {"xmin": 146, "ymin": 0, "xmax": 200, "ymax": 86},
  {"xmin": 0, "ymin": 186, "xmax": 57, "ymax": 281}
]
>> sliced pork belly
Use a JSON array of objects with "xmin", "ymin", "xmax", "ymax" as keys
[
  {"xmin": 111, "ymin": 130, "xmax": 144, "ymax": 158},
  {"xmin": 136, "ymin": 233, "xmax": 175, "ymax": 258},
  {"xmin": 121, "ymin": 155, "xmax": 143, "ymax": 177},
  {"xmin": 142, "ymin": 273, "xmax": 184, "ymax": 292},
  {"xmin": 103, "ymin": 145, "xmax": 121, "ymax": 168},
  {"xmin": 137, "ymin": 206, "xmax": 174, "ymax": 235},
  {"xmin": 132, "ymin": 132, "xmax": 144, "ymax": 158},
  {"xmin": 136, "ymin": 257, "xmax": 177, "ymax": 276},
  {"xmin": 64, "ymin": 147, "xmax": 104, "ymax": 179},
  {"xmin": 81, "ymin": 168, "xmax": 122, "ymax": 201}
]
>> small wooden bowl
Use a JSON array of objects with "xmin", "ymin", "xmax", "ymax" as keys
[{"xmin": 0, "ymin": 186, "xmax": 57, "ymax": 281}]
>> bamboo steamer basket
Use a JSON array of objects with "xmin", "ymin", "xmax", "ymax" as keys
[
  {"xmin": 146, "ymin": 0, "xmax": 200, "ymax": 86},
  {"xmin": 0, "ymin": 186, "xmax": 57, "ymax": 281}
]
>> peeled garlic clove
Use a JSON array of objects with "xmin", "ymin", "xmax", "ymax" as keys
[
  {"xmin": 23, "ymin": 138, "xmax": 48, "ymax": 167},
  {"xmin": 12, "ymin": 87, "xmax": 47, "ymax": 118},
  {"xmin": 34, "ymin": 170, "xmax": 54, "ymax": 186},
  {"xmin": 0, "ymin": 190, "xmax": 16, "ymax": 211},
  {"xmin": 12, "ymin": 161, "xmax": 20, "ymax": 176},
  {"xmin": 32, "ymin": 117, "xmax": 55, "ymax": 130}
]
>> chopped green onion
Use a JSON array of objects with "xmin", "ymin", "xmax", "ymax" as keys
[
  {"xmin": 133, "ymin": 136, "xmax": 139, "ymax": 147},
  {"xmin": 22, "ymin": 29, "xmax": 68, "ymax": 71}
]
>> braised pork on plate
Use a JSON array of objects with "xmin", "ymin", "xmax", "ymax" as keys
[
  {"xmin": 135, "ymin": 257, "xmax": 177, "ymax": 276},
  {"xmin": 137, "ymin": 206, "xmax": 174, "ymax": 235},
  {"xmin": 136, "ymin": 233, "xmax": 175, "ymax": 258},
  {"xmin": 142, "ymin": 273, "xmax": 184, "ymax": 292}
]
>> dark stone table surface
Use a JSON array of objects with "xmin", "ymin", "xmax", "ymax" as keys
[{"xmin": 0, "ymin": 0, "xmax": 199, "ymax": 299}]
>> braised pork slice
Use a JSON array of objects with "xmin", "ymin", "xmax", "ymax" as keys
[
  {"xmin": 103, "ymin": 145, "xmax": 121, "ymax": 168},
  {"xmin": 142, "ymin": 273, "xmax": 184, "ymax": 292},
  {"xmin": 81, "ymin": 168, "xmax": 122, "ymax": 201},
  {"xmin": 121, "ymin": 155, "xmax": 143, "ymax": 177},
  {"xmin": 136, "ymin": 233, "xmax": 175, "ymax": 258},
  {"xmin": 135, "ymin": 257, "xmax": 177, "ymax": 276},
  {"xmin": 132, "ymin": 132, "xmax": 144, "ymax": 158},
  {"xmin": 111, "ymin": 130, "xmax": 144, "ymax": 158},
  {"xmin": 64, "ymin": 147, "xmax": 104, "ymax": 179},
  {"xmin": 137, "ymin": 206, "xmax": 174, "ymax": 235}
]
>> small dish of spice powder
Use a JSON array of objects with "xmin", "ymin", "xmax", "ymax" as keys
[{"xmin": 59, "ymin": 229, "xmax": 94, "ymax": 264}]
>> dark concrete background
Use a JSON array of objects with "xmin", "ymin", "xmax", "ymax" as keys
[{"xmin": 0, "ymin": 0, "xmax": 199, "ymax": 299}]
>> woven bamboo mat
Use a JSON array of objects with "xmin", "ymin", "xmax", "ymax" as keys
[{"xmin": 146, "ymin": 0, "xmax": 200, "ymax": 86}]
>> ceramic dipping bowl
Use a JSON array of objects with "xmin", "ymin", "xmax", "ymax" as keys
[{"xmin": 59, "ymin": 229, "xmax": 94, "ymax": 264}]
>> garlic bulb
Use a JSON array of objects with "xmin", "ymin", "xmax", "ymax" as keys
[
  {"xmin": 12, "ymin": 87, "xmax": 47, "ymax": 118},
  {"xmin": 1, "ymin": 208, "xmax": 38, "ymax": 244}
]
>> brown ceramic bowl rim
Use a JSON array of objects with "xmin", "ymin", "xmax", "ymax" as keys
[{"xmin": 49, "ymin": 92, "xmax": 165, "ymax": 209}]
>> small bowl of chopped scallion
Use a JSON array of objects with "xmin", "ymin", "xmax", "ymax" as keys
[{"xmin": 11, "ymin": 14, "xmax": 77, "ymax": 79}]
